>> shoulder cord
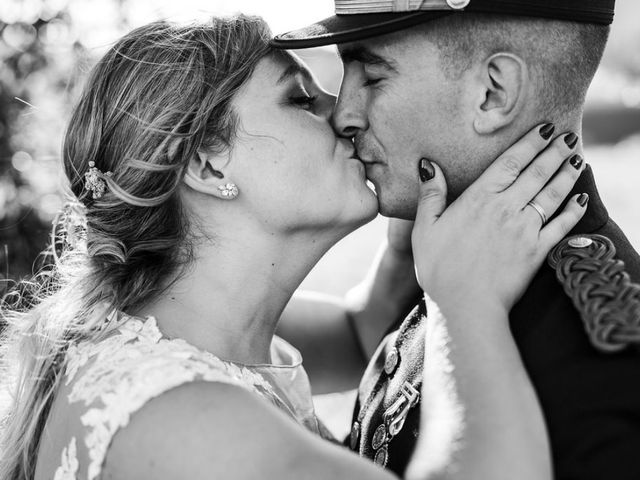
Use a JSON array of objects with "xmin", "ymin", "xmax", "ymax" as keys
[{"xmin": 548, "ymin": 234, "xmax": 640, "ymax": 353}]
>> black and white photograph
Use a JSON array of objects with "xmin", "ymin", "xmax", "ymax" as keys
[{"xmin": 0, "ymin": 0, "xmax": 639, "ymax": 479}]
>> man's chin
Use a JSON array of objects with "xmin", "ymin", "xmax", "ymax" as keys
[
  {"xmin": 371, "ymin": 178, "xmax": 421, "ymax": 220},
  {"xmin": 377, "ymin": 200, "xmax": 418, "ymax": 221}
]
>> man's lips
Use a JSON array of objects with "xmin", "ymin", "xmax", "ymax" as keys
[
  {"xmin": 349, "ymin": 150, "xmax": 370, "ymax": 168},
  {"xmin": 351, "ymin": 151, "xmax": 376, "ymax": 165},
  {"xmin": 352, "ymin": 146, "xmax": 377, "ymax": 165},
  {"xmin": 359, "ymin": 156, "xmax": 380, "ymax": 167},
  {"xmin": 353, "ymin": 138, "xmax": 378, "ymax": 164}
]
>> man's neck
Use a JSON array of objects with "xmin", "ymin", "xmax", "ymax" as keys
[{"xmin": 556, "ymin": 114, "xmax": 584, "ymax": 157}]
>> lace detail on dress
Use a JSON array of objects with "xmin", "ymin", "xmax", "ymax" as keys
[
  {"xmin": 53, "ymin": 316, "xmax": 297, "ymax": 480},
  {"xmin": 53, "ymin": 438, "xmax": 78, "ymax": 480}
]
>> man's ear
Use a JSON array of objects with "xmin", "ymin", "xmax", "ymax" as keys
[
  {"xmin": 183, "ymin": 150, "xmax": 236, "ymax": 199},
  {"xmin": 473, "ymin": 53, "xmax": 530, "ymax": 135}
]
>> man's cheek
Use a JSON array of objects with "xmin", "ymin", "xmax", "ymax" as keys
[{"xmin": 385, "ymin": 109, "xmax": 423, "ymax": 146}]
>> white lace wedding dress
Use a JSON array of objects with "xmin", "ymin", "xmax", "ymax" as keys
[{"xmin": 44, "ymin": 314, "xmax": 326, "ymax": 480}]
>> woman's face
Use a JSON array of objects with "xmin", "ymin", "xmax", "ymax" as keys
[{"xmin": 227, "ymin": 52, "xmax": 378, "ymax": 236}]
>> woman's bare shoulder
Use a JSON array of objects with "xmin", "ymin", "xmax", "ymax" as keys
[{"xmin": 102, "ymin": 380, "xmax": 396, "ymax": 480}]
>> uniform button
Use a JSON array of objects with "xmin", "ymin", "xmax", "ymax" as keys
[
  {"xmin": 350, "ymin": 421, "xmax": 360, "ymax": 450},
  {"xmin": 384, "ymin": 348, "xmax": 399, "ymax": 375},
  {"xmin": 371, "ymin": 424, "xmax": 387, "ymax": 450},
  {"xmin": 446, "ymin": 0, "xmax": 470, "ymax": 9},
  {"xmin": 374, "ymin": 445, "xmax": 389, "ymax": 467},
  {"xmin": 569, "ymin": 236, "xmax": 594, "ymax": 248}
]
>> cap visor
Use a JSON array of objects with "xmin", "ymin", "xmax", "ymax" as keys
[{"xmin": 271, "ymin": 11, "xmax": 452, "ymax": 49}]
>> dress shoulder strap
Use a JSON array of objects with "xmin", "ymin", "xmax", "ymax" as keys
[{"xmin": 56, "ymin": 316, "xmax": 273, "ymax": 480}]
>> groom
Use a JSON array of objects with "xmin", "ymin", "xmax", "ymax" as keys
[{"xmin": 273, "ymin": 0, "xmax": 640, "ymax": 478}]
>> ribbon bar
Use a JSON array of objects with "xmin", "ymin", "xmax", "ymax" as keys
[{"xmin": 335, "ymin": 0, "xmax": 470, "ymax": 15}]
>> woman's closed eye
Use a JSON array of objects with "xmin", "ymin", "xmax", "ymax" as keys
[
  {"xmin": 363, "ymin": 77, "xmax": 383, "ymax": 88},
  {"xmin": 289, "ymin": 93, "xmax": 318, "ymax": 110}
]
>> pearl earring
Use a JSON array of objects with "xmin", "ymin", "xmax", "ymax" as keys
[{"xmin": 218, "ymin": 183, "xmax": 239, "ymax": 199}]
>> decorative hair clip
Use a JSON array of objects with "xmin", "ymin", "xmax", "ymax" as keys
[{"xmin": 84, "ymin": 161, "xmax": 112, "ymax": 199}]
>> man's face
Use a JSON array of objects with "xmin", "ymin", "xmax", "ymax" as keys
[{"xmin": 333, "ymin": 28, "xmax": 484, "ymax": 219}]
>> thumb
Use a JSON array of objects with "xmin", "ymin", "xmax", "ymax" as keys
[{"xmin": 416, "ymin": 159, "xmax": 447, "ymax": 226}]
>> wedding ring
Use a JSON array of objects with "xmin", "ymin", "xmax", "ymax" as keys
[{"xmin": 526, "ymin": 200, "xmax": 548, "ymax": 226}]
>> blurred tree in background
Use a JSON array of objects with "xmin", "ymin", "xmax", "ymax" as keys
[
  {"xmin": 1, "ymin": 0, "xmax": 639, "ymax": 299},
  {"xmin": 0, "ymin": 0, "xmax": 127, "ymax": 296},
  {"xmin": 1, "ymin": 1, "xmax": 74, "ymax": 295}
]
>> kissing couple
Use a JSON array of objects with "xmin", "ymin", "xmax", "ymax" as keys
[{"xmin": 1, "ymin": 0, "xmax": 639, "ymax": 479}]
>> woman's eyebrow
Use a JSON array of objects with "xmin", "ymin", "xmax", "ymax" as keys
[
  {"xmin": 338, "ymin": 46, "xmax": 398, "ymax": 73},
  {"xmin": 276, "ymin": 63, "xmax": 312, "ymax": 85}
]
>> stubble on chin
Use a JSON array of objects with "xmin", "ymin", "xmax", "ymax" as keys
[{"xmin": 376, "ymin": 186, "xmax": 420, "ymax": 220}]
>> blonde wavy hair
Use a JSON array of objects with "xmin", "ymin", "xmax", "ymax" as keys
[{"xmin": 0, "ymin": 15, "xmax": 274, "ymax": 479}]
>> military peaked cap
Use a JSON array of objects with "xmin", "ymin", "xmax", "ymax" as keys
[{"xmin": 271, "ymin": 0, "xmax": 616, "ymax": 49}]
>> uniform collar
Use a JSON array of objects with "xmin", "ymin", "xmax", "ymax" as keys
[{"xmin": 569, "ymin": 164, "xmax": 609, "ymax": 234}]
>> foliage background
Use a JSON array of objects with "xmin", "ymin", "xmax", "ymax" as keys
[{"xmin": 0, "ymin": 0, "xmax": 639, "ymax": 297}]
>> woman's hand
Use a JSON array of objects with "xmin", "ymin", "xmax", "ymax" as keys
[{"xmin": 411, "ymin": 124, "xmax": 587, "ymax": 315}]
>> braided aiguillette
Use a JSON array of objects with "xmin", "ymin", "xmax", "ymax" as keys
[{"xmin": 548, "ymin": 234, "xmax": 640, "ymax": 353}]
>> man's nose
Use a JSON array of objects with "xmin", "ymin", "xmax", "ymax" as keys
[{"xmin": 331, "ymin": 85, "xmax": 368, "ymax": 138}]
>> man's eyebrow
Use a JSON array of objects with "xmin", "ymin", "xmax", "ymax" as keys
[
  {"xmin": 276, "ymin": 63, "xmax": 313, "ymax": 85},
  {"xmin": 338, "ymin": 46, "xmax": 398, "ymax": 72}
]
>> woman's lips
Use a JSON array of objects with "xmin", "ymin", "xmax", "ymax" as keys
[{"xmin": 350, "ymin": 156, "xmax": 365, "ymax": 169}]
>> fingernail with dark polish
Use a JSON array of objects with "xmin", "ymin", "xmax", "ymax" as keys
[
  {"xmin": 577, "ymin": 193, "xmax": 589, "ymax": 207},
  {"xmin": 539, "ymin": 123, "xmax": 555, "ymax": 140},
  {"xmin": 565, "ymin": 132, "xmax": 579, "ymax": 149},
  {"xmin": 419, "ymin": 158, "xmax": 435, "ymax": 182},
  {"xmin": 569, "ymin": 154, "xmax": 583, "ymax": 170}
]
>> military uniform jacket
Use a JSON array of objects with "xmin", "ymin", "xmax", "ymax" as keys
[{"xmin": 350, "ymin": 166, "xmax": 640, "ymax": 479}]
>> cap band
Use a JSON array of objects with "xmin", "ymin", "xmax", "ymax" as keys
[
  {"xmin": 272, "ymin": 0, "xmax": 615, "ymax": 50},
  {"xmin": 335, "ymin": 0, "xmax": 470, "ymax": 14}
]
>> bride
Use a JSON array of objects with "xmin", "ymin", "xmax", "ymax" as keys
[{"xmin": 0, "ymin": 15, "xmax": 587, "ymax": 480}]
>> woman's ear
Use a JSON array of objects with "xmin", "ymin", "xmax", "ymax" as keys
[
  {"xmin": 473, "ymin": 52, "xmax": 530, "ymax": 135},
  {"xmin": 183, "ymin": 150, "xmax": 239, "ymax": 200}
]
